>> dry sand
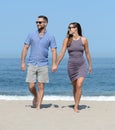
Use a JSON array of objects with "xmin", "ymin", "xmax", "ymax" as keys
[{"xmin": 0, "ymin": 100, "xmax": 115, "ymax": 130}]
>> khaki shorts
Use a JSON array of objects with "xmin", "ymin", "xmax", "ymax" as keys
[{"xmin": 26, "ymin": 64, "xmax": 49, "ymax": 83}]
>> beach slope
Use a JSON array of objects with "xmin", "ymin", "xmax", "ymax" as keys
[{"xmin": 0, "ymin": 100, "xmax": 115, "ymax": 130}]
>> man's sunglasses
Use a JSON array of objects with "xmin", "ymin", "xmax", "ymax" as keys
[{"xmin": 36, "ymin": 21, "xmax": 44, "ymax": 24}]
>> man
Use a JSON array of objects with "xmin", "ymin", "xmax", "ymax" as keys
[{"xmin": 21, "ymin": 15, "xmax": 57, "ymax": 109}]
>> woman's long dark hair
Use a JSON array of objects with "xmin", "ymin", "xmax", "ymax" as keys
[{"xmin": 67, "ymin": 22, "xmax": 82, "ymax": 47}]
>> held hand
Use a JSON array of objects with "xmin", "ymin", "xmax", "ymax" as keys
[
  {"xmin": 21, "ymin": 63, "xmax": 26, "ymax": 71},
  {"xmin": 52, "ymin": 64, "xmax": 58, "ymax": 73}
]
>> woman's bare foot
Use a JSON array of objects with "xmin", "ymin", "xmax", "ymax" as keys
[{"xmin": 74, "ymin": 105, "xmax": 80, "ymax": 113}]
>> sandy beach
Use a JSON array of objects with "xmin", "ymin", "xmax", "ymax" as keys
[{"xmin": 0, "ymin": 100, "xmax": 115, "ymax": 130}]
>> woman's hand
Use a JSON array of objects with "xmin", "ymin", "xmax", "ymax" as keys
[{"xmin": 88, "ymin": 66, "xmax": 92, "ymax": 74}]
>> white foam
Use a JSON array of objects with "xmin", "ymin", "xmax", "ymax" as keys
[
  {"xmin": 81, "ymin": 96, "xmax": 115, "ymax": 101},
  {"xmin": 0, "ymin": 95, "xmax": 115, "ymax": 101}
]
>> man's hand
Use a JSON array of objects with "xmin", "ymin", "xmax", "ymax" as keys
[
  {"xmin": 51, "ymin": 64, "xmax": 58, "ymax": 72},
  {"xmin": 21, "ymin": 62, "xmax": 26, "ymax": 71}
]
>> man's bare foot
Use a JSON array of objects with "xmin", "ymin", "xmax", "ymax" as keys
[
  {"xmin": 32, "ymin": 97, "xmax": 37, "ymax": 108},
  {"xmin": 36, "ymin": 105, "xmax": 41, "ymax": 110}
]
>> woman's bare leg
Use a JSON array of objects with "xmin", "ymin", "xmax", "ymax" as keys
[{"xmin": 72, "ymin": 77, "xmax": 85, "ymax": 112}]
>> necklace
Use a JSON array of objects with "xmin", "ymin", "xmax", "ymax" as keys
[{"xmin": 73, "ymin": 36, "xmax": 80, "ymax": 41}]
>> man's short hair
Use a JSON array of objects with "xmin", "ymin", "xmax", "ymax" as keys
[{"xmin": 38, "ymin": 15, "xmax": 48, "ymax": 23}]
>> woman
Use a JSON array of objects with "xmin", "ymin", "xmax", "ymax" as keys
[{"xmin": 56, "ymin": 22, "xmax": 92, "ymax": 112}]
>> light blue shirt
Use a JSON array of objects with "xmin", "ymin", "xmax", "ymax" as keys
[{"xmin": 25, "ymin": 30, "xmax": 57, "ymax": 66}]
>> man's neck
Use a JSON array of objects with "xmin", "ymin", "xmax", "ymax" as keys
[{"xmin": 38, "ymin": 28, "xmax": 46, "ymax": 34}]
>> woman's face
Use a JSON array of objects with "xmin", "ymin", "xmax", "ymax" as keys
[{"xmin": 68, "ymin": 24, "xmax": 77, "ymax": 35}]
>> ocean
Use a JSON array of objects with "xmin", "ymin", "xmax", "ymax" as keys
[{"xmin": 0, "ymin": 58, "xmax": 115, "ymax": 101}]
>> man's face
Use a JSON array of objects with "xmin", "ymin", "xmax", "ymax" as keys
[{"xmin": 36, "ymin": 18, "xmax": 47, "ymax": 30}]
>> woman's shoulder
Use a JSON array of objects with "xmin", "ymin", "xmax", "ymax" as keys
[
  {"xmin": 62, "ymin": 37, "xmax": 68, "ymax": 46},
  {"xmin": 81, "ymin": 36, "xmax": 88, "ymax": 45},
  {"xmin": 81, "ymin": 36, "xmax": 87, "ymax": 41},
  {"xmin": 64, "ymin": 37, "xmax": 69, "ymax": 41}
]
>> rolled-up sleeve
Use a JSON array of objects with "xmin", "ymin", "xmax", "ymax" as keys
[
  {"xmin": 24, "ymin": 33, "xmax": 31, "ymax": 45},
  {"xmin": 50, "ymin": 35, "xmax": 57, "ymax": 49}
]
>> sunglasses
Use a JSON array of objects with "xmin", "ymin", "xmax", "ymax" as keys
[
  {"xmin": 36, "ymin": 21, "xmax": 44, "ymax": 24},
  {"xmin": 68, "ymin": 26, "xmax": 76, "ymax": 29}
]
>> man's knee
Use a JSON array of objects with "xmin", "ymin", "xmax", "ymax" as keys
[
  {"xmin": 38, "ymin": 83, "xmax": 44, "ymax": 90},
  {"xmin": 29, "ymin": 83, "xmax": 36, "ymax": 89}
]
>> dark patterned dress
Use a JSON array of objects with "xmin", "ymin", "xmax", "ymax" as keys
[{"xmin": 67, "ymin": 38, "xmax": 87, "ymax": 81}]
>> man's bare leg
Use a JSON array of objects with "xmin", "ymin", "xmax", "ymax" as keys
[
  {"xmin": 37, "ymin": 82, "xmax": 45, "ymax": 109},
  {"xmin": 29, "ymin": 82, "xmax": 37, "ymax": 107}
]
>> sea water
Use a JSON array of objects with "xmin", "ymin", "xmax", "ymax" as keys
[{"xmin": 0, "ymin": 58, "xmax": 115, "ymax": 101}]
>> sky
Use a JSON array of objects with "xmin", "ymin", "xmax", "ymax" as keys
[{"xmin": 0, "ymin": 0, "xmax": 115, "ymax": 58}]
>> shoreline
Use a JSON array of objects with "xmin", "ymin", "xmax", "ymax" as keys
[
  {"xmin": 0, "ymin": 100, "xmax": 115, "ymax": 130},
  {"xmin": 0, "ymin": 95, "xmax": 115, "ymax": 101}
]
